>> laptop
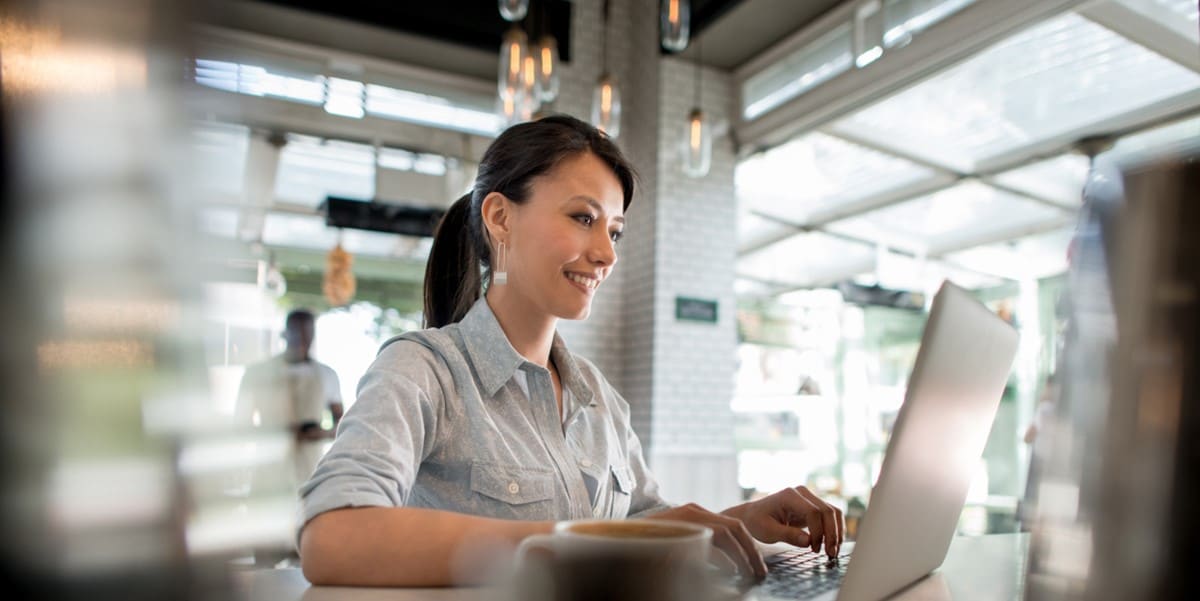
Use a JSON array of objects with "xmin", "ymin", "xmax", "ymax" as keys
[{"xmin": 750, "ymin": 280, "xmax": 1019, "ymax": 601}]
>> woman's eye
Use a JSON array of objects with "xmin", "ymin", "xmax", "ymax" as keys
[
  {"xmin": 610, "ymin": 230, "xmax": 624, "ymax": 243},
  {"xmin": 574, "ymin": 214, "xmax": 595, "ymax": 226}
]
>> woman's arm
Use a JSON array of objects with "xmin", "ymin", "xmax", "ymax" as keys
[{"xmin": 300, "ymin": 506, "xmax": 552, "ymax": 587}]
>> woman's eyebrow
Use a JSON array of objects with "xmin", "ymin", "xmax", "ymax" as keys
[{"xmin": 567, "ymin": 195, "xmax": 625, "ymax": 224}]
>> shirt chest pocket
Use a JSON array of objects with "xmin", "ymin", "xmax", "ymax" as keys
[
  {"xmin": 579, "ymin": 461, "xmax": 636, "ymax": 518},
  {"xmin": 469, "ymin": 463, "xmax": 557, "ymax": 519}
]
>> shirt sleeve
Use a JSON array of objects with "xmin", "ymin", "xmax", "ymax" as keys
[
  {"xmin": 298, "ymin": 342, "xmax": 442, "ymax": 531},
  {"xmin": 605, "ymin": 383, "xmax": 674, "ymax": 518}
]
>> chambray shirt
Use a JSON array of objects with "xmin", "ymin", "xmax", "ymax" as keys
[{"xmin": 298, "ymin": 298, "xmax": 671, "ymax": 529}]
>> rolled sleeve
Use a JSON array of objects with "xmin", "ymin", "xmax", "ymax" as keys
[{"xmin": 298, "ymin": 345, "xmax": 442, "ymax": 529}]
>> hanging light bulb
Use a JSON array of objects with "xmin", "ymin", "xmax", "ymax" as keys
[
  {"xmin": 660, "ymin": 0, "xmax": 691, "ymax": 52},
  {"xmin": 535, "ymin": 35, "xmax": 560, "ymax": 103},
  {"xmin": 519, "ymin": 53, "xmax": 540, "ymax": 120},
  {"xmin": 497, "ymin": 27, "xmax": 528, "ymax": 97},
  {"xmin": 682, "ymin": 108, "xmax": 712, "ymax": 177},
  {"xmin": 498, "ymin": 0, "xmax": 528, "ymax": 22},
  {"xmin": 497, "ymin": 84, "xmax": 523, "ymax": 128},
  {"xmin": 682, "ymin": 41, "xmax": 710, "ymax": 177},
  {"xmin": 591, "ymin": 73, "xmax": 622, "ymax": 138}
]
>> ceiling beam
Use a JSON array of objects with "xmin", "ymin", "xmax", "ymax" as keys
[
  {"xmin": 1077, "ymin": 1, "xmax": 1200, "ymax": 75},
  {"xmin": 188, "ymin": 86, "xmax": 494, "ymax": 163}
]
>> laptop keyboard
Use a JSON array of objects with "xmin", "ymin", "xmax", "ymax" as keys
[{"xmin": 760, "ymin": 549, "xmax": 853, "ymax": 598}]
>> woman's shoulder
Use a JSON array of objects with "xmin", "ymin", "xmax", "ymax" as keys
[{"xmin": 372, "ymin": 325, "xmax": 464, "ymax": 377}]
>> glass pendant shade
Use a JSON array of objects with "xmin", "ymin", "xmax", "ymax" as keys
[
  {"xmin": 535, "ymin": 35, "xmax": 560, "ymax": 103},
  {"xmin": 660, "ymin": 0, "xmax": 691, "ymax": 52},
  {"xmin": 498, "ymin": 85, "xmax": 523, "ymax": 128},
  {"xmin": 519, "ymin": 54, "xmax": 541, "ymax": 119},
  {"xmin": 590, "ymin": 73, "xmax": 622, "ymax": 139},
  {"xmin": 498, "ymin": 0, "xmax": 529, "ymax": 22},
  {"xmin": 498, "ymin": 27, "xmax": 528, "ymax": 97},
  {"xmin": 682, "ymin": 108, "xmax": 712, "ymax": 177}
]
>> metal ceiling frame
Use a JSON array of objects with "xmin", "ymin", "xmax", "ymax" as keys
[{"xmin": 734, "ymin": 0, "xmax": 1200, "ymax": 293}]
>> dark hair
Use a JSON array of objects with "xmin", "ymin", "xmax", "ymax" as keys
[
  {"xmin": 422, "ymin": 114, "xmax": 636, "ymax": 328},
  {"xmin": 285, "ymin": 308, "xmax": 315, "ymax": 329}
]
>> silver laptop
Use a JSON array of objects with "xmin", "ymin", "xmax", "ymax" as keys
[{"xmin": 751, "ymin": 280, "xmax": 1018, "ymax": 601}]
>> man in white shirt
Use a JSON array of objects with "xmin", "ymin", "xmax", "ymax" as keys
[{"xmin": 236, "ymin": 309, "xmax": 343, "ymax": 565}]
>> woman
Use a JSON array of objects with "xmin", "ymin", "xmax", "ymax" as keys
[{"xmin": 298, "ymin": 115, "xmax": 843, "ymax": 587}]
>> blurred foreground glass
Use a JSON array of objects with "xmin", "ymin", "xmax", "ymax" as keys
[
  {"xmin": 1, "ymin": 0, "xmax": 232, "ymax": 599},
  {"xmin": 1022, "ymin": 155, "xmax": 1200, "ymax": 599}
]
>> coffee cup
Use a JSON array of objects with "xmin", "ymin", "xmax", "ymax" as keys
[{"xmin": 508, "ymin": 519, "xmax": 719, "ymax": 601}]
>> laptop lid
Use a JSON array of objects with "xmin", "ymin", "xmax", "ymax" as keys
[{"xmin": 836, "ymin": 280, "xmax": 1018, "ymax": 601}]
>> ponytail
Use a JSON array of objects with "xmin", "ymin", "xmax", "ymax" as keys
[
  {"xmin": 423, "ymin": 193, "xmax": 482, "ymax": 328},
  {"xmin": 421, "ymin": 114, "xmax": 637, "ymax": 329}
]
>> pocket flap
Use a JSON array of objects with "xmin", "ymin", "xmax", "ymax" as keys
[
  {"xmin": 470, "ymin": 463, "xmax": 555, "ymax": 505},
  {"xmin": 611, "ymin": 465, "xmax": 635, "ymax": 494}
]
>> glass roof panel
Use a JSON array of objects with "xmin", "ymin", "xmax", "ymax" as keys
[
  {"xmin": 274, "ymin": 136, "xmax": 375, "ymax": 208},
  {"xmin": 738, "ymin": 232, "xmax": 875, "ymax": 288},
  {"xmin": 1104, "ymin": 113, "xmax": 1200, "ymax": 165},
  {"xmin": 261, "ymin": 212, "xmax": 339, "ymax": 250},
  {"xmin": 943, "ymin": 226, "xmax": 1075, "ymax": 281},
  {"xmin": 738, "ymin": 211, "xmax": 796, "ymax": 254},
  {"xmin": 830, "ymin": 13, "xmax": 1200, "ymax": 171},
  {"xmin": 1117, "ymin": 0, "xmax": 1200, "ymax": 43},
  {"xmin": 191, "ymin": 122, "xmax": 249, "ymax": 200},
  {"xmin": 852, "ymin": 252, "xmax": 1005, "ymax": 292},
  {"xmin": 826, "ymin": 181, "xmax": 1067, "ymax": 254},
  {"xmin": 990, "ymin": 154, "xmax": 1090, "ymax": 208},
  {"xmin": 736, "ymin": 131, "xmax": 937, "ymax": 226},
  {"xmin": 742, "ymin": 24, "xmax": 853, "ymax": 120}
]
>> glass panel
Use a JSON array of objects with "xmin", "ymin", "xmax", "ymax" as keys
[
  {"xmin": 197, "ymin": 206, "xmax": 239, "ymax": 239},
  {"xmin": 738, "ymin": 232, "xmax": 875, "ymax": 288},
  {"xmin": 261, "ymin": 212, "xmax": 338, "ymax": 250},
  {"xmin": 991, "ymin": 154, "xmax": 1090, "ymax": 208},
  {"xmin": 826, "ymin": 181, "xmax": 1065, "ymax": 254},
  {"xmin": 830, "ymin": 13, "xmax": 1200, "ymax": 171},
  {"xmin": 943, "ymin": 226, "xmax": 1075, "ymax": 281},
  {"xmin": 852, "ymin": 251, "xmax": 1004, "ymax": 292},
  {"xmin": 366, "ymin": 84, "xmax": 501, "ymax": 136},
  {"xmin": 190, "ymin": 122, "xmax": 249, "ymax": 199},
  {"xmin": 883, "ymin": 0, "xmax": 977, "ymax": 48},
  {"xmin": 1117, "ymin": 0, "xmax": 1200, "ymax": 43},
  {"xmin": 742, "ymin": 24, "xmax": 853, "ymax": 120},
  {"xmin": 736, "ymin": 131, "xmax": 937, "ymax": 226},
  {"xmin": 341, "ymin": 229, "xmax": 402, "ymax": 257},
  {"xmin": 194, "ymin": 59, "xmax": 325, "ymax": 105},
  {"xmin": 274, "ymin": 136, "xmax": 375, "ymax": 208},
  {"xmin": 738, "ymin": 211, "xmax": 795, "ymax": 253},
  {"xmin": 1104, "ymin": 113, "xmax": 1200, "ymax": 165}
]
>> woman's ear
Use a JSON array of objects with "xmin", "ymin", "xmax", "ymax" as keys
[{"xmin": 480, "ymin": 191, "xmax": 512, "ymax": 244}]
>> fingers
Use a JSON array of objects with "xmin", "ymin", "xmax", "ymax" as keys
[
  {"xmin": 793, "ymin": 487, "xmax": 844, "ymax": 558},
  {"xmin": 648, "ymin": 503, "xmax": 767, "ymax": 582}
]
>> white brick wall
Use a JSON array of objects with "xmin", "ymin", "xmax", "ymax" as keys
[{"xmin": 550, "ymin": 0, "xmax": 742, "ymax": 512}]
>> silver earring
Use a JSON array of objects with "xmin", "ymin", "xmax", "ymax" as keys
[{"xmin": 494, "ymin": 242, "xmax": 508, "ymax": 285}]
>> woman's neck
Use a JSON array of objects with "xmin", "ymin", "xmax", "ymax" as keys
[{"xmin": 484, "ymin": 287, "xmax": 557, "ymax": 369}]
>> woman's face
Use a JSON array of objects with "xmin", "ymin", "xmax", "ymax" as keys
[{"xmin": 503, "ymin": 151, "xmax": 625, "ymax": 321}]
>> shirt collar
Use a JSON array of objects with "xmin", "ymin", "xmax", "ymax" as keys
[{"xmin": 459, "ymin": 298, "xmax": 596, "ymax": 407}]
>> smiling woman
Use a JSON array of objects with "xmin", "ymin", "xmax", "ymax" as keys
[{"xmin": 296, "ymin": 115, "xmax": 844, "ymax": 588}]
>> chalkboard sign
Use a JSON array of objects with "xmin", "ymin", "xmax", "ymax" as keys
[{"xmin": 675, "ymin": 297, "xmax": 718, "ymax": 323}]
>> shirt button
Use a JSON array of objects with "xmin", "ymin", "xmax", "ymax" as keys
[
  {"xmin": 507, "ymin": 482, "xmax": 520, "ymax": 495},
  {"xmin": 580, "ymin": 459, "xmax": 592, "ymax": 468}
]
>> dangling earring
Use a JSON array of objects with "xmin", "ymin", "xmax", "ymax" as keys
[{"xmin": 493, "ymin": 241, "xmax": 508, "ymax": 285}]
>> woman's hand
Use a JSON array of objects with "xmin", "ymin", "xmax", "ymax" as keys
[
  {"xmin": 645, "ymin": 503, "xmax": 768, "ymax": 582},
  {"xmin": 722, "ymin": 486, "xmax": 845, "ymax": 558}
]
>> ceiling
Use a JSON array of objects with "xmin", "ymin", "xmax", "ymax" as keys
[{"xmin": 200, "ymin": 0, "xmax": 846, "ymax": 76}]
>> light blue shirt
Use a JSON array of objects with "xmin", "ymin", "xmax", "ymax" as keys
[{"xmin": 299, "ymin": 298, "xmax": 671, "ymax": 529}]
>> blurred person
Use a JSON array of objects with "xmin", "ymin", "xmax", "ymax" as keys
[
  {"xmin": 236, "ymin": 309, "xmax": 343, "ymax": 566},
  {"xmin": 297, "ymin": 115, "xmax": 844, "ymax": 587}
]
